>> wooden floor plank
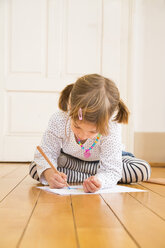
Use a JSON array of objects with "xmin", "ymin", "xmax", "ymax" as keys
[
  {"xmin": 138, "ymin": 167, "xmax": 165, "ymax": 197},
  {"xmin": 119, "ymin": 183, "xmax": 165, "ymax": 220},
  {"xmin": 19, "ymin": 191, "xmax": 78, "ymax": 248},
  {"xmin": 0, "ymin": 164, "xmax": 20, "ymax": 178},
  {"xmin": 0, "ymin": 164, "xmax": 164, "ymax": 248},
  {"xmin": 0, "ymin": 176, "xmax": 40, "ymax": 248},
  {"xmin": 0, "ymin": 165, "xmax": 29, "ymax": 201},
  {"xmin": 139, "ymin": 182, "xmax": 165, "ymax": 197},
  {"xmin": 129, "ymin": 190, "xmax": 165, "ymax": 220},
  {"xmin": 71, "ymin": 194, "xmax": 138, "ymax": 248},
  {"xmin": 150, "ymin": 167, "xmax": 165, "ymax": 177},
  {"xmin": 101, "ymin": 191, "xmax": 165, "ymax": 248}
]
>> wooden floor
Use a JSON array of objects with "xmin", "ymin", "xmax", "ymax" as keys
[{"xmin": 0, "ymin": 164, "xmax": 165, "ymax": 248}]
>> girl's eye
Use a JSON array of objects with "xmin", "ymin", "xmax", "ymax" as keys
[
  {"xmin": 73, "ymin": 123, "xmax": 97, "ymax": 133},
  {"xmin": 74, "ymin": 125, "xmax": 80, "ymax": 129}
]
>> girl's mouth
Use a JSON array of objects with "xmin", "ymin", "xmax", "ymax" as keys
[{"xmin": 75, "ymin": 135, "xmax": 87, "ymax": 142}]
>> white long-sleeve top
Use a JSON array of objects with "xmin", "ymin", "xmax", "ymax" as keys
[{"xmin": 34, "ymin": 110, "xmax": 123, "ymax": 189}]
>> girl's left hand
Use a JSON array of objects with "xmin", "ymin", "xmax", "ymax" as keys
[{"xmin": 83, "ymin": 176, "xmax": 101, "ymax": 193}]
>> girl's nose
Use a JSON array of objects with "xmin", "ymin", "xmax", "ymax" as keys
[
  {"xmin": 78, "ymin": 135, "xmax": 87, "ymax": 140},
  {"xmin": 77, "ymin": 133, "xmax": 88, "ymax": 140}
]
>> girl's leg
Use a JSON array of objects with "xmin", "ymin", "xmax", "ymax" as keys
[
  {"xmin": 57, "ymin": 152, "xmax": 152, "ymax": 184},
  {"xmin": 29, "ymin": 152, "xmax": 99, "ymax": 183},
  {"xmin": 29, "ymin": 151, "xmax": 151, "ymax": 184},
  {"xmin": 119, "ymin": 156, "xmax": 151, "ymax": 183},
  {"xmin": 57, "ymin": 151, "xmax": 99, "ymax": 183}
]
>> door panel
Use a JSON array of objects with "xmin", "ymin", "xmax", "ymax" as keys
[{"xmin": 0, "ymin": 0, "xmax": 133, "ymax": 161}]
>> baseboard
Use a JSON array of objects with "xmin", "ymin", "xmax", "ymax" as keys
[
  {"xmin": 149, "ymin": 163, "xmax": 165, "ymax": 167},
  {"xmin": 134, "ymin": 132, "xmax": 165, "ymax": 163}
]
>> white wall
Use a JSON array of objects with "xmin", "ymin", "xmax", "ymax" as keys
[
  {"xmin": 1, "ymin": 0, "xmax": 164, "ymax": 161},
  {"xmin": 133, "ymin": 0, "xmax": 165, "ymax": 132},
  {"xmin": 0, "ymin": 0, "xmax": 134, "ymax": 161}
]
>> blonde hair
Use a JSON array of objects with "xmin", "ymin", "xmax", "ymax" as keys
[{"xmin": 59, "ymin": 74, "xmax": 130, "ymax": 136}]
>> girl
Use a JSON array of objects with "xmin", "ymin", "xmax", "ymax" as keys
[{"xmin": 29, "ymin": 74, "xmax": 151, "ymax": 193}]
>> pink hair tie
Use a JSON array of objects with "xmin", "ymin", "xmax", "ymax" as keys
[{"xmin": 78, "ymin": 108, "xmax": 83, "ymax": 120}]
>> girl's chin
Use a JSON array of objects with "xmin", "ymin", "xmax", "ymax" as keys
[
  {"xmin": 77, "ymin": 137, "xmax": 86, "ymax": 141},
  {"xmin": 75, "ymin": 135, "xmax": 87, "ymax": 141}
]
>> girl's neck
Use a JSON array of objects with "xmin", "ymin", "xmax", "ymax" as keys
[{"xmin": 74, "ymin": 135, "xmax": 87, "ymax": 144}]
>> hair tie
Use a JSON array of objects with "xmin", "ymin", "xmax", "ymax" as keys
[{"xmin": 78, "ymin": 108, "xmax": 83, "ymax": 120}]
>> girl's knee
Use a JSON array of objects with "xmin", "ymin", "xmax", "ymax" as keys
[
  {"xmin": 121, "ymin": 156, "xmax": 151, "ymax": 183},
  {"xmin": 136, "ymin": 159, "xmax": 151, "ymax": 181}
]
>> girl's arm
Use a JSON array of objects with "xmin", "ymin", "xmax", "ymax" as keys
[
  {"xmin": 34, "ymin": 112, "xmax": 64, "ymax": 185},
  {"xmin": 95, "ymin": 121, "xmax": 123, "ymax": 189}
]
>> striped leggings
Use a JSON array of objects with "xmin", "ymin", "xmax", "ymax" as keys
[{"xmin": 29, "ymin": 151, "xmax": 151, "ymax": 184}]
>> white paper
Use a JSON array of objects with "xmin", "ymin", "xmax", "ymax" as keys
[{"xmin": 37, "ymin": 185, "xmax": 146, "ymax": 195}]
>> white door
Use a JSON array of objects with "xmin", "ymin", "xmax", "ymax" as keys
[{"xmin": 0, "ymin": 0, "xmax": 134, "ymax": 161}]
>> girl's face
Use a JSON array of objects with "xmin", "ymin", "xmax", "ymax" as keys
[{"xmin": 71, "ymin": 119, "xmax": 98, "ymax": 140}]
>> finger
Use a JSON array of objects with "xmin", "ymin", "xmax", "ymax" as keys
[
  {"xmin": 84, "ymin": 178, "xmax": 95, "ymax": 192},
  {"xmin": 60, "ymin": 172, "xmax": 67, "ymax": 178},
  {"xmin": 49, "ymin": 176, "xmax": 66, "ymax": 189},
  {"xmin": 49, "ymin": 180, "xmax": 66, "ymax": 189},
  {"xmin": 84, "ymin": 180, "xmax": 94, "ymax": 193},
  {"xmin": 90, "ymin": 177, "xmax": 101, "ymax": 188},
  {"xmin": 83, "ymin": 181, "xmax": 89, "ymax": 193},
  {"xmin": 54, "ymin": 174, "xmax": 66, "ymax": 184},
  {"xmin": 84, "ymin": 182, "xmax": 91, "ymax": 193},
  {"xmin": 60, "ymin": 172, "xmax": 67, "ymax": 181},
  {"xmin": 55, "ymin": 182, "xmax": 66, "ymax": 188},
  {"xmin": 86, "ymin": 180, "xmax": 98, "ymax": 193}
]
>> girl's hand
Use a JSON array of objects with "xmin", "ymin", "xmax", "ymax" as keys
[
  {"xmin": 83, "ymin": 176, "xmax": 101, "ymax": 193},
  {"xmin": 43, "ymin": 168, "xmax": 67, "ymax": 189}
]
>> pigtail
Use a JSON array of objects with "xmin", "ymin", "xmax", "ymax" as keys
[
  {"xmin": 58, "ymin": 84, "xmax": 74, "ymax": 111},
  {"xmin": 113, "ymin": 99, "xmax": 130, "ymax": 124}
]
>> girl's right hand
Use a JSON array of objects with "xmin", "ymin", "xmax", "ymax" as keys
[{"xmin": 43, "ymin": 168, "xmax": 67, "ymax": 189}]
